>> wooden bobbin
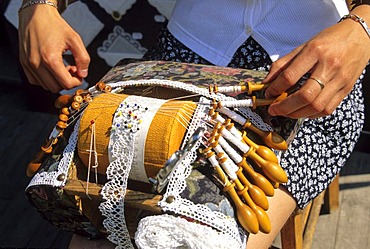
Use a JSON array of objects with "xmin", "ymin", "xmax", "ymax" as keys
[
  {"xmin": 234, "ymin": 178, "xmax": 271, "ymax": 233},
  {"xmin": 242, "ymin": 120, "xmax": 288, "ymax": 151}
]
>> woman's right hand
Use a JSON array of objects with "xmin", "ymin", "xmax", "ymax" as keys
[{"xmin": 18, "ymin": 3, "xmax": 90, "ymax": 93}]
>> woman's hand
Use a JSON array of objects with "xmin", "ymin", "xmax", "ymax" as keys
[
  {"xmin": 18, "ymin": 3, "xmax": 90, "ymax": 93},
  {"xmin": 263, "ymin": 6, "xmax": 370, "ymax": 119}
]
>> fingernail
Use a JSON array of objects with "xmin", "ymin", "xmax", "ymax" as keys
[{"xmin": 79, "ymin": 69, "xmax": 88, "ymax": 78}]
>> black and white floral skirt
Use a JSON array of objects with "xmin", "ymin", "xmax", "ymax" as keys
[{"xmin": 145, "ymin": 29, "xmax": 365, "ymax": 209}]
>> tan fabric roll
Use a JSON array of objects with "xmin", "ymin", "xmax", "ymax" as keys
[{"xmin": 78, "ymin": 93, "xmax": 196, "ymax": 179}]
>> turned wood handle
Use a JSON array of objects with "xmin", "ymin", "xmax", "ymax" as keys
[
  {"xmin": 214, "ymin": 166, "xmax": 259, "ymax": 234},
  {"xmin": 247, "ymin": 82, "xmax": 270, "ymax": 95},
  {"xmin": 236, "ymin": 168, "xmax": 268, "ymax": 210},
  {"xmin": 236, "ymin": 184, "xmax": 271, "ymax": 234},
  {"xmin": 238, "ymin": 158, "xmax": 275, "ymax": 197},
  {"xmin": 224, "ymin": 182, "xmax": 259, "ymax": 234},
  {"xmin": 26, "ymin": 146, "xmax": 52, "ymax": 177},
  {"xmin": 242, "ymin": 134, "xmax": 278, "ymax": 163},
  {"xmin": 243, "ymin": 120, "xmax": 288, "ymax": 151},
  {"xmin": 248, "ymin": 152, "xmax": 288, "ymax": 183}
]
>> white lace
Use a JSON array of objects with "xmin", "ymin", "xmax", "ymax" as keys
[
  {"xmin": 99, "ymin": 95, "xmax": 156, "ymax": 249},
  {"xmin": 135, "ymin": 214, "xmax": 245, "ymax": 249},
  {"xmin": 158, "ymin": 97, "xmax": 246, "ymax": 248},
  {"xmin": 26, "ymin": 119, "xmax": 81, "ymax": 189}
]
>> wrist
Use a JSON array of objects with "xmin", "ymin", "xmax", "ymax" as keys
[
  {"xmin": 350, "ymin": 0, "xmax": 370, "ymax": 10},
  {"xmin": 340, "ymin": 6, "xmax": 370, "ymax": 40}
]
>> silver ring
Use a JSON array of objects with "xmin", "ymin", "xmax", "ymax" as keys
[{"xmin": 309, "ymin": 77, "xmax": 325, "ymax": 90}]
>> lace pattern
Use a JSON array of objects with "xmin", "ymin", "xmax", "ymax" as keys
[
  {"xmin": 99, "ymin": 95, "xmax": 155, "ymax": 248},
  {"xmin": 26, "ymin": 119, "xmax": 81, "ymax": 189}
]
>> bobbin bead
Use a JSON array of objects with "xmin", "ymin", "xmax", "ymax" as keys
[
  {"xmin": 73, "ymin": 95, "xmax": 83, "ymax": 103},
  {"xmin": 57, "ymin": 121, "xmax": 67, "ymax": 129},
  {"xmin": 75, "ymin": 89, "xmax": 88, "ymax": 96},
  {"xmin": 95, "ymin": 82, "xmax": 106, "ymax": 91},
  {"xmin": 71, "ymin": 102, "xmax": 80, "ymax": 110},
  {"xmin": 59, "ymin": 114, "xmax": 69, "ymax": 122},
  {"xmin": 84, "ymin": 95, "xmax": 93, "ymax": 103},
  {"xmin": 61, "ymin": 107, "xmax": 70, "ymax": 115},
  {"xmin": 55, "ymin": 95, "xmax": 72, "ymax": 109},
  {"xmin": 103, "ymin": 85, "xmax": 112, "ymax": 92}
]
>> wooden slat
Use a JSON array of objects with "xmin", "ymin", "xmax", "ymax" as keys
[
  {"xmin": 64, "ymin": 179, "xmax": 163, "ymax": 214},
  {"xmin": 303, "ymin": 191, "xmax": 325, "ymax": 249},
  {"xmin": 322, "ymin": 174, "xmax": 339, "ymax": 214},
  {"xmin": 281, "ymin": 210, "xmax": 303, "ymax": 249},
  {"xmin": 280, "ymin": 189, "xmax": 327, "ymax": 249},
  {"xmin": 300, "ymin": 202, "xmax": 313, "ymax": 233}
]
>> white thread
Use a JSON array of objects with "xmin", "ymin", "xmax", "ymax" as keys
[
  {"xmin": 219, "ymin": 99, "xmax": 254, "ymax": 108},
  {"xmin": 218, "ymin": 107, "xmax": 247, "ymax": 127},
  {"xmin": 220, "ymin": 128, "xmax": 250, "ymax": 153},
  {"xmin": 218, "ymin": 136, "xmax": 243, "ymax": 164},
  {"xmin": 215, "ymin": 85, "xmax": 244, "ymax": 93},
  {"xmin": 89, "ymin": 79, "xmax": 272, "ymax": 132}
]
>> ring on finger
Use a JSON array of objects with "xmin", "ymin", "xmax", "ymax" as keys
[{"xmin": 309, "ymin": 77, "xmax": 325, "ymax": 90}]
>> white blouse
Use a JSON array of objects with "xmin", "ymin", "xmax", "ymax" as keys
[{"xmin": 168, "ymin": 0, "xmax": 349, "ymax": 66}]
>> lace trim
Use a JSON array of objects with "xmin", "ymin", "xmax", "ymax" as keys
[
  {"xmin": 90, "ymin": 80, "xmax": 258, "ymax": 248},
  {"xmin": 99, "ymin": 95, "xmax": 153, "ymax": 248},
  {"xmin": 26, "ymin": 119, "xmax": 81, "ymax": 189}
]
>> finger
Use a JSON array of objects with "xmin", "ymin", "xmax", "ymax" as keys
[
  {"xmin": 288, "ymin": 90, "xmax": 341, "ymax": 119},
  {"xmin": 263, "ymin": 45, "xmax": 303, "ymax": 83},
  {"xmin": 264, "ymin": 46, "xmax": 318, "ymax": 99},
  {"xmin": 305, "ymin": 83, "xmax": 348, "ymax": 119},
  {"xmin": 268, "ymin": 77, "xmax": 326, "ymax": 118},
  {"xmin": 46, "ymin": 55, "xmax": 83, "ymax": 89},
  {"xmin": 67, "ymin": 34, "xmax": 90, "ymax": 78}
]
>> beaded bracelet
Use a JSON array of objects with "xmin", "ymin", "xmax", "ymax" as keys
[
  {"xmin": 18, "ymin": 0, "xmax": 58, "ymax": 14},
  {"xmin": 340, "ymin": 14, "xmax": 370, "ymax": 39},
  {"xmin": 18, "ymin": 0, "xmax": 69, "ymax": 14}
]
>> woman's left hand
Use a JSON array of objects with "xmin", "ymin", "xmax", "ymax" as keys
[{"xmin": 264, "ymin": 7, "xmax": 370, "ymax": 119}]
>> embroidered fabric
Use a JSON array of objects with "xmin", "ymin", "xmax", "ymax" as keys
[{"xmin": 26, "ymin": 119, "xmax": 81, "ymax": 189}]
